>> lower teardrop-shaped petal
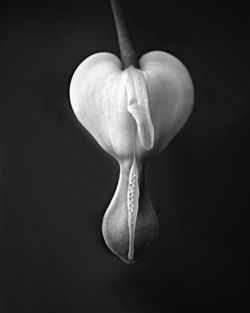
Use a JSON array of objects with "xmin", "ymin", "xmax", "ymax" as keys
[{"xmin": 102, "ymin": 161, "xmax": 158, "ymax": 263}]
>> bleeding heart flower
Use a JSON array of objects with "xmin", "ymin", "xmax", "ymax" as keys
[{"xmin": 69, "ymin": 0, "xmax": 194, "ymax": 263}]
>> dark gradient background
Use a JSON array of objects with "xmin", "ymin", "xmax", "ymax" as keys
[{"xmin": 0, "ymin": 1, "xmax": 249, "ymax": 312}]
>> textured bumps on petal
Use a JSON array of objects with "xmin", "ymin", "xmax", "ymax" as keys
[
  {"xmin": 127, "ymin": 157, "xmax": 140, "ymax": 262},
  {"xmin": 126, "ymin": 66, "xmax": 154, "ymax": 151}
]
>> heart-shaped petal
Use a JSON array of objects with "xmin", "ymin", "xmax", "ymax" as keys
[{"xmin": 70, "ymin": 51, "xmax": 194, "ymax": 160}]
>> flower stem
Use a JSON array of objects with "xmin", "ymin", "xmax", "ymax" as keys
[{"xmin": 109, "ymin": 0, "xmax": 138, "ymax": 69}]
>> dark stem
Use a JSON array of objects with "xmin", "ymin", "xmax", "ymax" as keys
[{"xmin": 109, "ymin": 0, "xmax": 138, "ymax": 69}]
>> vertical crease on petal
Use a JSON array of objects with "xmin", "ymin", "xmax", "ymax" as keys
[{"xmin": 126, "ymin": 66, "xmax": 154, "ymax": 151}]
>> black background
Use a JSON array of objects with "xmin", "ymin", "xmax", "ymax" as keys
[{"xmin": 0, "ymin": 1, "xmax": 249, "ymax": 312}]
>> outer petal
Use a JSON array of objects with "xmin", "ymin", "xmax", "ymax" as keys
[
  {"xmin": 69, "ymin": 52, "xmax": 136, "ymax": 160},
  {"xmin": 139, "ymin": 51, "xmax": 194, "ymax": 154}
]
